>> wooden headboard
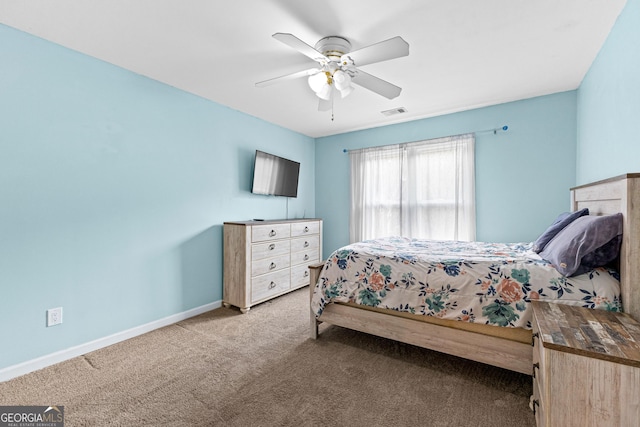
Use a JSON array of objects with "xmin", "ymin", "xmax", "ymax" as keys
[{"xmin": 571, "ymin": 173, "xmax": 640, "ymax": 321}]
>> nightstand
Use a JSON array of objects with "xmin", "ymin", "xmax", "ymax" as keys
[{"xmin": 530, "ymin": 301, "xmax": 640, "ymax": 426}]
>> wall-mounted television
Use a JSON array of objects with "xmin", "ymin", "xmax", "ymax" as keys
[{"xmin": 251, "ymin": 150, "xmax": 300, "ymax": 198}]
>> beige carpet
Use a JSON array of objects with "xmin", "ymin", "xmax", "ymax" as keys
[{"xmin": 0, "ymin": 288, "xmax": 535, "ymax": 426}]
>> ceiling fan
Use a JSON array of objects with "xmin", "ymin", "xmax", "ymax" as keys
[{"xmin": 256, "ymin": 33, "xmax": 409, "ymax": 111}]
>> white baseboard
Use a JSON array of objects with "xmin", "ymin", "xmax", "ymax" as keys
[{"xmin": 0, "ymin": 300, "xmax": 222, "ymax": 383}]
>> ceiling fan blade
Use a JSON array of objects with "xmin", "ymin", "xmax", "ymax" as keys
[
  {"xmin": 272, "ymin": 33, "xmax": 329, "ymax": 63},
  {"xmin": 343, "ymin": 36, "xmax": 409, "ymax": 67},
  {"xmin": 255, "ymin": 68, "xmax": 320, "ymax": 87},
  {"xmin": 351, "ymin": 70, "xmax": 402, "ymax": 99}
]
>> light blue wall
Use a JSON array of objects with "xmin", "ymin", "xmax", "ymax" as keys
[
  {"xmin": 0, "ymin": 25, "xmax": 315, "ymax": 370},
  {"xmin": 576, "ymin": 0, "xmax": 640, "ymax": 184},
  {"xmin": 316, "ymin": 92, "xmax": 577, "ymax": 258}
]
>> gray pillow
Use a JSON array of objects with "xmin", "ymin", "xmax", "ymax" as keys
[
  {"xmin": 532, "ymin": 208, "xmax": 589, "ymax": 253},
  {"xmin": 573, "ymin": 234, "xmax": 623, "ymax": 276},
  {"xmin": 539, "ymin": 213, "xmax": 623, "ymax": 277}
]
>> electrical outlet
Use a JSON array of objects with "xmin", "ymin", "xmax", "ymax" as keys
[{"xmin": 47, "ymin": 307, "xmax": 63, "ymax": 327}]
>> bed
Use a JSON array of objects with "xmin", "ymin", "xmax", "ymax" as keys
[{"xmin": 309, "ymin": 173, "xmax": 640, "ymax": 374}]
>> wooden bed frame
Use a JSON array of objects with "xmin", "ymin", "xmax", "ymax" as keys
[{"xmin": 309, "ymin": 173, "xmax": 640, "ymax": 374}]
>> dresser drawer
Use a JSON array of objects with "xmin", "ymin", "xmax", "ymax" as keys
[
  {"xmin": 291, "ymin": 235, "xmax": 319, "ymax": 253},
  {"xmin": 251, "ymin": 269, "xmax": 290, "ymax": 303},
  {"xmin": 252, "ymin": 223, "xmax": 291, "ymax": 242},
  {"xmin": 291, "ymin": 221, "xmax": 319, "ymax": 237},
  {"xmin": 251, "ymin": 253, "xmax": 290, "ymax": 277},
  {"xmin": 252, "ymin": 239, "xmax": 290, "ymax": 261},
  {"xmin": 291, "ymin": 247, "xmax": 319, "ymax": 266},
  {"xmin": 291, "ymin": 263, "xmax": 312, "ymax": 288}
]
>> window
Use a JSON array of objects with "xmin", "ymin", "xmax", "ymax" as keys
[{"xmin": 349, "ymin": 133, "xmax": 475, "ymax": 242}]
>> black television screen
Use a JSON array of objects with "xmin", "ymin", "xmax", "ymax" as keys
[{"xmin": 251, "ymin": 150, "xmax": 300, "ymax": 198}]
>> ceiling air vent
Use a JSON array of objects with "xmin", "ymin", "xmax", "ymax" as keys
[{"xmin": 381, "ymin": 107, "xmax": 408, "ymax": 117}]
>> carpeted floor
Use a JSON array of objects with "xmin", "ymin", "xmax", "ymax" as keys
[{"xmin": 0, "ymin": 288, "xmax": 535, "ymax": 426}]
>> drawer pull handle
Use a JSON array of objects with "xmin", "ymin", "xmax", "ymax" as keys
[
  {"xmin": 304, "ymin": 254, "xmax": 309, "ymax": 261},
  {"xmin": 531, "ymin": 399, "xmax": 539, "ymax": 416},
  {"xmin": 304, "ymin": 226, "xmax": 309, "ymax": 232},
  {"xmin": 268, "ymin": 281, "xmax": 276, "ymax": 289},
  {"xmin": 304, "ymin": 271, "xmax": 309, "ymax": 277},
  {"xmin": 268, "ymin": 243, "xmax": 275, "ymax": 250},
  {"xmin": 269, "ymin": 262, "xmax": 276, "ymax": 270},
  {"xmin": 532, "ymin": 362, "xmax": 540, "ymax": 378},
  {"xmin": 304, "ymin": 241, "xmax": 309, "ymax": 247},
  {"xmin": 531, "ymin": 332, "xmax": 539, "ymax": 347},
  {"xmin": 269, "ymin": 230, "xmax": 276, "ymax": 237}
]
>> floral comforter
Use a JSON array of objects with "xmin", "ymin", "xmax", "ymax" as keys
[{"xmin": 311, "ymin": 237, "xmax": 622, "ymax": 329}]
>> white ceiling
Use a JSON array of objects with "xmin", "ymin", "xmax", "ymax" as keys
[{"xmin": 0, "ymin": 0, "xmax": 627, "ymax": 138}]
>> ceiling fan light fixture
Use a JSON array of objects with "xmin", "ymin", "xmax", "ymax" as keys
[
  {"xmin": 333, "ymin": 70, "xmax": 353, "ymax": 93},
  {"xmin": 338, "ymin": 85, "xmax": 354, "ymax": 98},
  {"xmin": 333, "ymin": 70, "xmax": 354, "ymax": 98},
  {"xmin": 308, "ymin": 72, "xmax": 327, "ymax": 93},
  {"xmin": 316, "ymin": 84, "xmax": 332, "ymax": 101},
  {"xmin": 309, "ymin": 70, "xmax": 343, "ymax": 101},
  {"xmin": 333, "ymin": 69, "xmax": 348, "ymax": 86}
]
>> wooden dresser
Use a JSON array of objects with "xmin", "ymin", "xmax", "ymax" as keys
[
  {"xmin": 530, "ymin": 301, "xmax": 640, "ymax": 426},
  {"xmin": 223, "ymin": 219, "xmax": 322, "ymax": 313}
]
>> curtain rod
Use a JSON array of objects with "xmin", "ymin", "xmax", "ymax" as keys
[{"xmin": 342, "ymin": 125, "xmax": 508, "ymax": 153}]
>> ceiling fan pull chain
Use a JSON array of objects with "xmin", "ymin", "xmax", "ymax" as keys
[{"xmin": 331, "ymin": 97, "xmax": 334, "ymax": 121}]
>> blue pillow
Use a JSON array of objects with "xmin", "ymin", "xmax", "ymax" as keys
[
  {"xmin": 540, "ymin": 213, "xmax": 623, "ymax": 277},
  {"xmin": 532, "ymin": 208, "xmax": 589, "ymax": 253}
]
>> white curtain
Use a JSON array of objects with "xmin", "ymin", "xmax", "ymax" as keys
[{"xmin": 349, "ymin": 133, "xmax": 475, "ymax": 243}]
